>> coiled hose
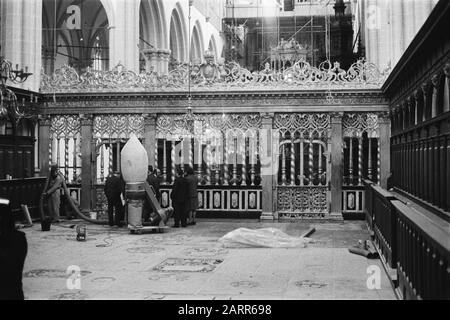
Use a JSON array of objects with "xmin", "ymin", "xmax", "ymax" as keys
[{"xmin": 39, "ymin": 171, "xmax": 107, "ymax": 225}]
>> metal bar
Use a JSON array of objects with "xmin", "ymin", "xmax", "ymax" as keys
[
  {"xmin": 100, "ymin": 143, "xmax": 104, "ymax": 183},
  {"xmin": 349, "ymin": 138, "xmax": 353, "ymax": 183},
  {"xmin": 232, "ymin": 138, "xmax": 237, "ymax": 185},
  {"xmin": 300, "ymin": 137, "xmax": 304, "ymax": 186},
  {"xmin": 281, "ymin": 141, "xmax": 286, "ymax": 185},
  {"xmin": 206, "ymin": 142, "xmax": 211, "ymax": 185},
  {"xmin": 197, "ymin": 138, "xmax": 202, "ymax": 181},
  {"xmin": 72, "ymin": 137, "xmax": 77, "ymax": 182},
  {"xmin": 116, "ymin": 141, "xmax": 120, "ymax": 174},
  {"xmin": 358, "ymin": 137, "xmax": 363, "ymax": 185},
  {"xmin": 162, "ymin": 140, "xmax": 167, "ymax": 183},
  {"xmin": 368, "ymin": 138, "xmax": 372, "ymax": 180},
  {"xmin": 290, "ymin": 138, "xmax": 295, "ymax": 185},
  {"xmin": 109, "ymin": 141, "xmax": 113, "ymax": 174},
  {"xmin": 64, "ymin": 138, "xmax": 69, "ymax": 179},
  {"xmin": 223, "ymin": 136, "xmax": 228, "ymax": 185},
  {"xmin": 242, "ymin": 137, "xmax": 247, "ymax": 186},
  {"xmin": 155, "ymin": 139, "xmax": 158, "ymax": 172},
  {"xmin": 171, "ymin": 140, "xmax": 176, "ymax": 184},
  {"xmin": 309, "ymin": 138, "xmax": 313, "ymax": 183}
]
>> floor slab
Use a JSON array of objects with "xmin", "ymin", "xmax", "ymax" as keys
[{"xmin": 21, "ymin": 219, "xmax": 397, "ymax": 300}]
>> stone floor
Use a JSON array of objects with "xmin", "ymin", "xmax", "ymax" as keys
[{"xmin": 21, "ymin": 219, "xmax": 397, "ymax": 300}]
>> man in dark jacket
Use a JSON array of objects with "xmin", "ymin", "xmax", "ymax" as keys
[
  {"xmin": 147, "ymin": 166, "xmax": 161, "ymax": 201},
  {"xmin": 0, "ymin": 198, "xmax": 27, "ymax": 300},
  {"xmin": 170, "ymin": 168, "xmax": 189, "ymax": 227},
  {"xmin": 104, "ymin": 171, "xmax": 124, "ymax": 227},
  {"xmin": 185, "ymin": 166, "xmax": 198, "ymax": 225}
]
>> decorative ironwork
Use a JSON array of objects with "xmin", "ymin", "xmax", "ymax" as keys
[
  {"xmin": 40, "ymin": 57, "xmax": 389, "ymax": 93},
  {"xmin": 50, "ymin": 115, "xmax": 81, "ymax": 138},
  {"xmin": 93, "ymin": 114, "xmax": 144, "ymax": 139},
  {"xmin": 274, "ymin": 113, "xmax": 330, "ymax": 136},
  {"xmin": 343, "ymin": 113, "xmax": 379, "ymax": 138},
  {"xmin": 277, "ymin": 186, "xmax": 328, "ymax": 217},
  {"xmin": 156, "ymin": 113, "xmax": 261, "ymax": 138},
  {"xmin": 270, "ymin": 38, "xmax": 309, "ymax": 70},
  {"xmin": 1, "ymin": 47, "xmax": 35, "ymax": 122}
]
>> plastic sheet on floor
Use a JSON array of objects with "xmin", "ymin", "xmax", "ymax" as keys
[{"xmin": 218, "ymin": 228, "xmax": 312, "ymax": 248}]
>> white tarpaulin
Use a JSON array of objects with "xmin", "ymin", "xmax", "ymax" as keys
[{"xmin": 218, "ymin": 228, "xmax": 312, "ymax": 248}]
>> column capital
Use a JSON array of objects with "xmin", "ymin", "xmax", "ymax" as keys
[
  {"xmin": 377, "ymin": 111, "xmax": 390, "ymax": 122},
  {"xmin": 79, "ymin": 113, "xmax": 93, "ymax": 126},
  {"xmin": 413, "ymin": 89, "xmax": 422, "ymax": 100},
  {"xmin": 421, "ymin": 80, "xmax": 432, "ymax": 94},
  {"xmin": 38, "ymin": 114, "xmax": 52, "ymax": 126},
  {"xmin": 143, "ymin": 113, "xmax": 157, "ymax": 125},
  {"xmin": 260, "ymin": 112, "xmax": 274, "ymax": 126},
  {"xmin": 405, "ymin": 97, "xmax": 414, "ymax": 111},
  {"xmin": 330, "ymin": 111, "xmax": 344, "ymax": 123},
  {"xmin": 444, "ymin": 63, "xmax": 450, "ymax": 77},
  {"xmin": 431, "ymin": 73, "xmax": 440, "ymax": 88}
]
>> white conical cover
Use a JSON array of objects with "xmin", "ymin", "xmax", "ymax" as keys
[{"xmin": 121, "ymin": 134, "xmax": 148, "ymax": 183}]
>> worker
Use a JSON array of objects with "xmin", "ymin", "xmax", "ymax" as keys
[
  {"xmin": 43, "ymin": 163, "xmax": 63, "ymax": 223},
  {"xmin": 104, "ymin": 171, "xmax": 124, "ymax": 227}
]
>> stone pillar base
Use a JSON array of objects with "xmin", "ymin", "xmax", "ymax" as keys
[
  {"xmin": 260, "ymin": 212, "xmax": 275, "ymax": 221},
  {"xmin": 329, "ymin": 211, "xmax": 344, "ymax": 221}
]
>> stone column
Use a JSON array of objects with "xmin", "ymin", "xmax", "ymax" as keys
[
  {"xmin": 143, "ymin": 49, "xmax": 171, "ymax": 74},
  {"xmin": 330, "ymin": 112, "xmax": 343, "ymax": 218},
  {"xmin": 0, "ymin": 0, "xmax": 42, "ymax": 91},
  {"xmin": 260, "ymin": 112, "xmax": 276, "ymax": 221},
  {"xmin": 444, "ymin": 63, "xmax": 450, "ymax": 113},
  {"xmin": 431, "ymin": 74, "xmax": 440, "ymax": 117},
  {"xmin": 413, "ymin": 90, "xmax": 420, "ymax": 125},
  {"xmin": 143, "ymin": 114, "xmax": 157, "ymax": 168},
  {"xmin": 80, "ymin": 114, "xmax": 93, "ymax": 212},
  {"xmin": 378, "ymin": 112, "xmax": 391, "ymax": 189},
  {"xmin": 421, "ymin": 81, "xmax": 432, "ymax": 121},
  {"xmin": 38, "ymin": 115, "xmax": 52, "ymax": 176},
  {"xmin": 391, "ymin": 0, "xmax": 404, "ymax": 67},
  {"xmin": 109, "ymin": 0, "xmax": 140, "ymax": 72},
  {"xmin": 403, "ymin": 0, "xmax": 415, "ymax": 47}
]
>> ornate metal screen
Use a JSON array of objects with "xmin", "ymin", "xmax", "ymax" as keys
[
  {"xmin": 342, "ymin": 113, "xmax": 380, "ymax": 213},
  {"xmin": 274, "ymin": 113, "xmax": 331, "ymax": 218},
  {"xmin": 156, "ymin": 113, "xmax": 261, "ymax": 186},
  {"xmin": 92, "ymin": 114, "xmax": 144, "ymax": 215},
  {"xmin": 156, "ymin": 113, "xmax": 263, "ymax": 214},
  {"xmin": 50, "ymin": 115, "xmax": 82, "ymax": 184}
]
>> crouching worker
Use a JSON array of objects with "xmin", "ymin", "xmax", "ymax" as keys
[{"xmin": 0, "ymin": 198, "xmax": 28, "ymax": 300}]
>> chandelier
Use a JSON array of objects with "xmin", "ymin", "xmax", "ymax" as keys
[{"xmin": 0, "ymin": 46, "xmax": 34, "ymax": 123}]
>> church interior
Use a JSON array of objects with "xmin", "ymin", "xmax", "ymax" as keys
[{"xmin": 0, "ymin": 0, "xmax": 448, "ymax": 301}]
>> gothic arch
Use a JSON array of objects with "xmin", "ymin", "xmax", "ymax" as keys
[
  {"xmin": 190, "ymin": 20, "xmax": 204, "ymax": 63},
  {"xmin": 169, "ymin": 2, "xmax": 188, "ymax": 65},
  {"xmin": 42, "ymin": 0, "xmax": 110, "ymax": 73},
  {"xmin": 208, "ymin": 35, "xmax": 218, "ymax": 61},
  {"xmin": 139, "ymin": 0, "xmax": 168, "ymax": 50}
]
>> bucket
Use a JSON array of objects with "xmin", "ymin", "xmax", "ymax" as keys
[
  {"xmin": 89, "ymin": 212, "xmax": 97, "ymax": 220},
  {"xmin": 41, "ymin": 218, "xmax": 52, "ymax": 231}
]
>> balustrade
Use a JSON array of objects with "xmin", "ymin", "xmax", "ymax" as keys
[{"xmin": 364, "ymin": 181, "xmax": 450, "ymax": 300}]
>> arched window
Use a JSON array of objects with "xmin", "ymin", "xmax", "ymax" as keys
[{"xmin": 42, "ymin": 0, "xmax": 110, "ymax": 74}]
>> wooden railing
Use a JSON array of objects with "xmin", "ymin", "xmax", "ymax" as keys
[
  {"xmin": 364, "ymin": 181, "xmax": 450, "ymax": 300},
  {"xmin": 0, "ymin": 177, "xmax": 46, "ymax": 221},
  {"xmin": 392, "ymin": 200, "xmax": 450, "ymax": 300}
]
